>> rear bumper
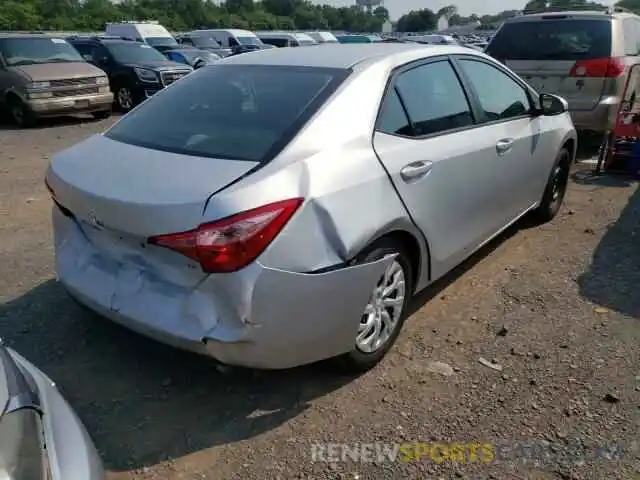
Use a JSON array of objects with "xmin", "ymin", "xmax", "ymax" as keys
[
  {"xmin": 7, "ymin": 349, "xmax": 104, "ymax": 480},
  {"xmin": 53, "ymin": 207, "xmax": 392, "ymax": 369},
  {"xmin": 569, "ymin": 96, "xmax": 619, "ymax": 134},
  {"xmin": 28, "ymin": 92, "xmax": 113, "ymax": 117}
]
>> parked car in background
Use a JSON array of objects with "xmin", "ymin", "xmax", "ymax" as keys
[
  {"xmin": 46, "ymin": 44, "xmax": 576, "ymax": 372},
  {"xmin": 336, "ymin": 34, "xmax": 382, "ymax": 43},
  {"xmin": 165, "ymin": 48, "xmax": 220, "ymax": 68},
  {"xmin": 67, "ymin": 36, "xmax": 192, "ymax": 112},
  {"xmin": 105, "ymin": 20, "xmax": 178, "ymax": 52},
  {"xmin": 175, "ymin": 32, "xmax": 232, "ymax": 57},
  {"xmin": 192, "ymin": 29, "xmax": 268, "ymax": 55},
  {"xmin": 0, "ymin": 34, "xmax": 112, "ymax": 127},
  {"xmin": 0, "ymin": 339, "xmax": 104, "ymax": 479},
  {"xmin": 257, "ymin": 32, "xmax": 317, "ymax": 47},
  {"xmin": 306, "ymin": 31, "xmax": 339, "ymax": 43},
  {"xmin": 485, "ymin": 6, "xmax": 640, "ymax": 135},
  {"xmin": 401, "ymin": 34, "xmax": 459, "ymax": 45}
]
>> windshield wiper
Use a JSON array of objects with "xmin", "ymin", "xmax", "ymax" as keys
[{"xmin": 48, "ymin": 58, "xmax": 78, "ymax": 63}]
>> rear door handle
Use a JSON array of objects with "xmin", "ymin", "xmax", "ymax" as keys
[
  {"xmin": 496, "ymin": 138, "xmax": 514, "ymax": 155},
  {"xmin": 400, "ymin": 161, "xmax": 433, "ymax": 182}
]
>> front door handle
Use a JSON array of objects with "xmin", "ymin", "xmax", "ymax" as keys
[
  {"xmin": 496, "ymin": 138, "xmax": 514, "ymax": 155},
  {"xmin": 400, "ymin": 161, "xmax": 433, "ymax": 182}
]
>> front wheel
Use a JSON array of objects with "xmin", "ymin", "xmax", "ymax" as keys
[
  {"xmin": 337, "ymin": 240, "xmax": 413, "ymax": 372},
  {"xmin": 531, "ymin": 147, "xmax": 571, "ymax": 223},
  {"xmin": 8, "ymin": 96, "xmax": 36, "ymax": 128},
  {"xmin": 115, "ymin": 86, "xmax": 135, "ymax": 112}
]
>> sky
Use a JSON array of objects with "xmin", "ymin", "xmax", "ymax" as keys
[{"xmin": 315, "ymin": 0, "xmax": 616, "ymax": 20}]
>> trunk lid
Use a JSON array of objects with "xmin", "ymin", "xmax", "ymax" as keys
[
  {"xmin": 46, "ymin": 134, "xmax": 257, "ymax": 239},
  {"xmin": 505, "ymin": 59, "xmax": 607, "ymax": 110},
  {"xmin": 487, "ymin": 16, "xmax": 613, "ymax": 110}
]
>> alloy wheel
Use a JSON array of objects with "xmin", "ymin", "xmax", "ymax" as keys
[
  {"xmin": 356, "ymin": 259, "xmax": 406, "ymax": 353},
  {"xmin": 117, "ymin": 88, "xmax": 133, "ymax": 111}
]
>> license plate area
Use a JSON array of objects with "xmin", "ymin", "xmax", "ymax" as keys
[{"xmin": 75, "ymin": 99, "xmax": 89, "ymax": 108}]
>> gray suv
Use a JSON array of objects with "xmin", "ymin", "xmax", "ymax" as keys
[{"xmin": 486, "ymin": 7, "xmax": 640, "ymax": 135}]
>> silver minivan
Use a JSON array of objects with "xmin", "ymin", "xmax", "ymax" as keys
[{"xmin": 486, "ymin": 7, "xmax": 640, "ymax": 134}]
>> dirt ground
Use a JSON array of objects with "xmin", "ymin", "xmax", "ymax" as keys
[{"xmin": 0, "ymin": 116, "xmax": 638, "ymax": 480}]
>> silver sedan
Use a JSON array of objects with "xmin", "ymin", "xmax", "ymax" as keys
[
  {"xmin": 46, "ymin": 44, "xmax": 577, "ymax": 371},
  {"xmin": 0, "ymin": 341, "xmax": 103, "ymax": 478}
]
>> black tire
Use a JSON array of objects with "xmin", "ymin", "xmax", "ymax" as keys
[
  {"xmin": 8, "ymin": 96, "xmax": 36, "ymax": 128},
  {"xmin": 91, "ymin": 110, "xmax": 111, "ymax": 120},
  {"xmin": 114, "ymin": 85, "xmax": 135, "ymax": 112},
  {"xmin": 337, "ymin": 239, "xmax": 414, "ymax": 373},
  {"xmin": 531, "ymin": 147, "xmax": 571, "ymax": 223}
]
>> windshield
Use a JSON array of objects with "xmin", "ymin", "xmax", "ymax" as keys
[
  {"xmin": 106, "ymin": 43, "xmax": 168, "ymax": 63},
  {"xmin": 0, "ymin": 37, "xmax": 84, "ymax": 66},
  {"xmin": 105, "ymin": 65, "xmax": 348, "ymax": 162},
  {"xmin": 146, "ymin": 36, "xmax": 178, "ymax": 47},
  {"xmin": 189, "ymin": 35, "xmax": 222, "ymax": 48},
  {"xmin": 180, "ymin": 49, "xmax": 219, "ymax": 63},
  {"xmin": 486, "ymin": 19, "xmax": 611, "ymax": 61},
  {"xmin": 236, "ymin": 36, "xmax": 262, "ymax": 46}
]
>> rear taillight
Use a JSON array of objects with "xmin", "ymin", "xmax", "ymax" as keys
[
  {"xmin": 569, "ymin": 57, "xmax": 624, "ymax": 78},
  {"xmin": 148, "ymin": 198, "xmax": 304, "ymax": 273}
]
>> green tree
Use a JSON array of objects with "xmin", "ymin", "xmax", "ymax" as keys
[
  {"xmin": 396, "ymin": 8, "xmax": 437, "ymax": 32},
  {"xmin": 373, "ymin": 6, "xmax": 389, "ymax": 21}
]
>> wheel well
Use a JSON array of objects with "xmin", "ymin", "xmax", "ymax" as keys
[
  {"xmin": 562, "ymin": 138, "xmax": 576, "ymax": 163},
  {"xmin": 374, "ymin": 230, "xmax": 423, "ymax": 289},
  {"xmin": 4, "ymin": 91, "xmax": 20, "ymax": 105}
]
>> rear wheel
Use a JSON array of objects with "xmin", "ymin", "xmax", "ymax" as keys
[
  {"xmin": 338, "ymin": 240, "xmax": 413, "ymax": 372},
  {"xmin": 8, "ymin": 96, "xmax": 36, "ymax": 128},
  {"xmin": 532, "ymin": 147, "xmax": 571, "ymax": 223}
]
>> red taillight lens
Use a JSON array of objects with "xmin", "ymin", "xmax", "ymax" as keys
[
  {"xmin": 569, "ymin": 57, "xmax": 624, "ymax": 78},
  {"xmin": 148, "ymin": 198, "xmax": 304, "ymax": 273}
]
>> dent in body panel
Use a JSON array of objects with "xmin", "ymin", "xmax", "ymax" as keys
[
  {"xmin": 203, "ymin": 61, "xmax": 426, "ymax": 279},
  {"xmin": 204, "ymin": 254, "xmax": 397, "ymax": 369}
]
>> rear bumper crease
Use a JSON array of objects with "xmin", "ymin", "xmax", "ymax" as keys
[{"xmin": 54, "ymin": 207, "xmax": 395, "ymax": 369}]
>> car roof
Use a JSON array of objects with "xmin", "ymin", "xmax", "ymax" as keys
[
  {"xmin": 0, "ymin": 33, "xmax": 65, "ymax": 39},
  {"xmin": 506, "ymin": 10, "xmax": 617, "ymax": 22},
  {"xmin": 193, "ymin": 29, "xmax": 254, "ymax": 36},
  {"xmin": 219, "ymin": 43, "xmax": 479, "ymax": 69}
]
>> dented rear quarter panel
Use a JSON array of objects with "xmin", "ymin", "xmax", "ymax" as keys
[{"xmin": 202, "ymin": 59, "xmax": 430, "ymax": 289}]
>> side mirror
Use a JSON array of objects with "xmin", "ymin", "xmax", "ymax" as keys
[{"xmin": 539, "ymin": 93, "xmax": 568, "ymax": 116}]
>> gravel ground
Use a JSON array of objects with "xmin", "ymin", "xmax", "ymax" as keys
[{"xmin": 0, "ymin": 116, "xmax": 639, "ymax": 480}]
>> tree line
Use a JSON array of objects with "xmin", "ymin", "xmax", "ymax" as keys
[
  {"xmin": 395, "ymin": 0, "xmax": 640, "ymax": 32},
  {"xmin": 1, "ymin": 0, "xmax": 390, "ymax": 32},
  {"xmin": 2, "ymin": 0, "xmax": 639, "ymax": 34}
]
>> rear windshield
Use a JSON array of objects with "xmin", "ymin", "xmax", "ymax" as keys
[
  {"xmin": 105, "ymin": 64, "xmax": 348, "ymax": 162},
  {"xmin": 486, "ymin": 19, "xmax": 612, "ymax": 61}
]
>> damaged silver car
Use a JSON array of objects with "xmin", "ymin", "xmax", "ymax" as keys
[
  {"xmin": 46, "ymin": 44, "xmax": 576, "ymax": 371},
  {"xmin": 0, "ymin": 340, "xmax": 103, "ymax": 478}
]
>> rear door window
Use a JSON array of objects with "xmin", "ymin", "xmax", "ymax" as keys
[
  {"xmin": 487, "ymin": 19, "xmax": 612, "ymax": 61},
  {"xmin": 105, "ymin": 64, "xmax": 349, "ymax": 162},
  {"xmin": 392, "ymin": 60, "xmax": 473, "ymax": 136}
]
